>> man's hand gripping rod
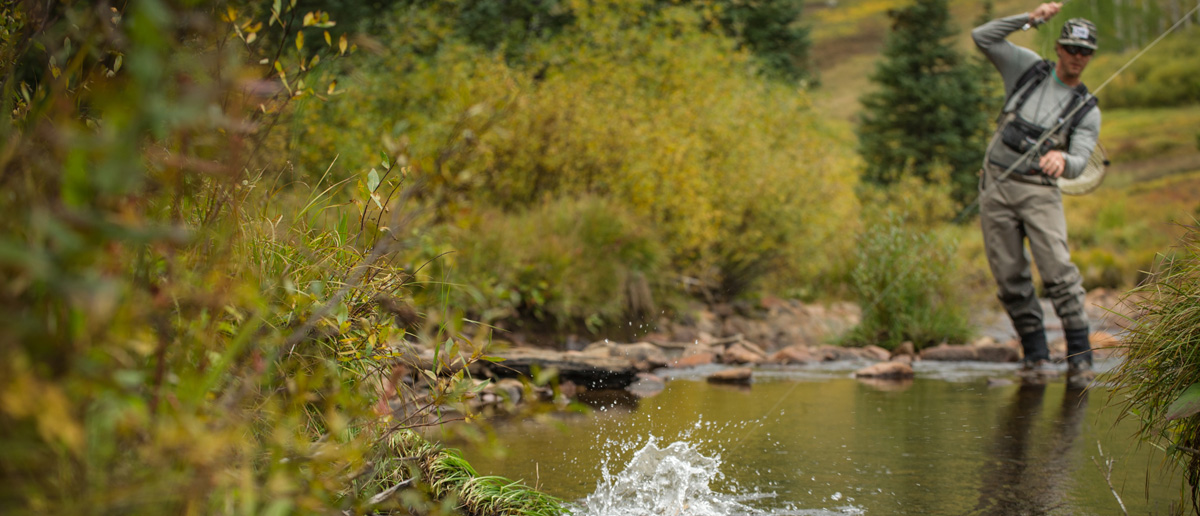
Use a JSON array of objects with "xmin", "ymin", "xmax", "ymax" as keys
[{"xmin": 1023, "ymin": 0, "xmax": 1069, "ymax": 31}]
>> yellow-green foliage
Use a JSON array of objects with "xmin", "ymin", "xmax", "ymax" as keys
[
  {"xmin": 1088, "ymin": 28, "xmax": 1200, "ymax": 109},
  {"xmin": 293, "ymin": 1, "xmax": 860, "ymax": 311},
  {"xmin": 0, "ymin": 2, "xmax": 499, "ymax": 514},
  {"xmin": 1065, "ymin": 170, "xmax": 1200, "ymax": 289},
  {"xmin": 1097, "ymin": 106, "xmax": 1200, "ymax": 168},
  {"xmin": 420, "ymin": 196, "xmax": 663, "ymax": 332}
]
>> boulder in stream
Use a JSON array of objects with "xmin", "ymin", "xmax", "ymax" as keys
[
  {"xmin": 854, "ymin": 362, "xmax": 915, "ymax": 379},
  {"xmin": 706, "ymin": 367, "xmax": 753, "ymax": 385},
  {"xmin": 481, "ymin": 348, "xmax": 639, "ymax": 389}
]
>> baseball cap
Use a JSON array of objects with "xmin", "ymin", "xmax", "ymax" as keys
[{"xmin": 1058, "ymin": 18, "xmax": 1098, "ymax": 50}]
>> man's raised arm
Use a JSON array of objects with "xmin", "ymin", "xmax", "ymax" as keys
[{"xmin": 972, "ymin": 3, "xmax": 1061, "ymax": 93}]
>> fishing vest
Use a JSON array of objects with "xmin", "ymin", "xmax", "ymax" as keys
[{"xmin": 988, "ymin": 59, "xmax": 1098, "ymax": 182}]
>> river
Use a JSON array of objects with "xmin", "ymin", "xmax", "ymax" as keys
[{"xmin": 454, "ymin": 359, "xmax": 1184, "ymax": 515}]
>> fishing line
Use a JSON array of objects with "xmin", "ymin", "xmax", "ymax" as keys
[{"xmin": 729, "ymin": 1, "xmax": 1200, "ymax": 453}]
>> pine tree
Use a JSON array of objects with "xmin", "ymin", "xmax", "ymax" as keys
[
  {"xmin": 856, "ymin": 0, "xmax": 991, "ymax": 207},
  {"xmin": 972, "ymin": 0, "xmax": 1006, "ymax": 118}
]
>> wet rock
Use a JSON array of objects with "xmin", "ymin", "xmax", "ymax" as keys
[
  {"xmin": 1048, "ymin": 337, "xmax": 1068, "ymax": 361},
  {"xmin": 861, "ymin": 345, "xmax": 891, "ymax": 361},
  {"xmin": 672, "ymin": 345, "xmax": 718, "ymax": 368},
  {"xmin": 768, "ymin": 344, "xmax": 816, "ymax": 365},
  {"xmin": 854, "ymin": 362, "xmax": 915, "ymax": 379},
  {"xmin": 816, "ymin": 345, "xmax": 863, "ymax": 362},
  {"xmin": 722, "ymin": 316, "xmax": 773, "ymax": 347},
  {"xmin": 891, "ymin": 341, "xmax": 916, "ymax": 359},
  {"xmin": 670, "ymin": 324, "xmax": 699, "ymax": 344},
  {"xmin": 722, "ymin": 341, "xmax": 768, "ymax": 365},
  {"xmin": 494, "ymin": 378, "xmax": 525, "ymax": 403},
  {"xmin": 481, "ymin": 348, "xmax": 639, "ymax": 390},
  {"xmin": 1091, "ymin": 330, "xmax": 1119, "ymax": 346},
  {"xmin": 920, "ymin": 344, "xmax": 979, "ymax": 361},
  {"xmin": 694, "ymin": 310, "xmax": 720, "ymax": 336},
  {"xmin": 627, "ymin": 373, "xmax": 666, "ymax": 398},
  {"xmin": 890, "ymin": 354, "xmax": 914, "ymax": 365},
  {"xmin": 974, "ymin": 342, "xmax": 1021, "ymax": 363},
  {"xmin": 1091, "ymin": 331, "xmax": 1122, "ymax": 359},
  {"xmin": 559, "ymin": 380, "xmax": 579, "ymax": 400},
  {"xmin": 583, "ymin": 341, "xmax": 670, "ymax": 370},
  {"xmin": 641, "ymin": 332, "xmax": 673, "ymax": 345},
  {"xmin": 706, "ymin": 367, "xmax": 753, "ymax": 385}
]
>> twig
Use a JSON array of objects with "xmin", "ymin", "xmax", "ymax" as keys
[
  {"xmin": 1092, "ymin": 441, "xmax": 1129, "ymax": 516},
  {"xmin": 367, "ymin": 477, "xmax": 414, "ymax": 506}
]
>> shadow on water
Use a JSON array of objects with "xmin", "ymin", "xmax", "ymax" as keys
[{"xmin": 972, "ymin": 382, "xmax": 1089, "ymax": 515}]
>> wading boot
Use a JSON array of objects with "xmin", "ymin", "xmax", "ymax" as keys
[
  {"xmin": 1065, "ymin": 328, "xmax": 1095, "ymax": 390},
  {"xmin": 1016, "ymin": 330, "xmax": 1056, "ymax": 383}
]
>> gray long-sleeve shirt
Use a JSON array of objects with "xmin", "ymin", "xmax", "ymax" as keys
[{"xmin": 973, "ymin": 14, "xmax": 1101, "ymax": 179}]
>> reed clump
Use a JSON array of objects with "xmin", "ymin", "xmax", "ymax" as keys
[{"xmin": 1107, "ymin": 223, "xmax": 1200, "ymax": 512}]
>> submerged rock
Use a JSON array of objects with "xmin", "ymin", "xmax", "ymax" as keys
[
  {"xmin": 627, "ymin": 373, "xmax": 666, "ymax": 398},
  {"xmin": 920, "ymin": 344, "xmax": 979, "ymax": 361},
  {"xmin": 706, "ymin": 367, "xmax": 753, "ymax": 384},
  {"xmin": 854, "ymin": 361, "xmax": 915, "ymax": 379}
]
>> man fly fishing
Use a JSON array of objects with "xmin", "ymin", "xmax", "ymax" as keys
[{"xmin": 972, "ymin": 2, "xmax": 1100, "ymax": 389}]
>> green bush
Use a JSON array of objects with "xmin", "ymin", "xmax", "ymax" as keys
[
  {"xmin": 842, "ymin": 213, "xmax": 971, "ymax": 350},
  {"xmin": 1107, "ymin": 224, "xmax": 1200, "ymax": 512},
  {"xmin": 412, "ymin": 196, "xmax": 664, "ymax": 335},
  {"xmin": 290, "ymin": 0, "xmax": 860, "ymax": 303}
]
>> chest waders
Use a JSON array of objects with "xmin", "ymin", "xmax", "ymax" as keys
[{"xmin": 980, "ymin": 60, "xmax": 1098, "ymax": 372}]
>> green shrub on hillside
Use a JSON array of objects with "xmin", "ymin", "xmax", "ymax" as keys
[
  {"xmin": 1090, "ymin": 28, "xmax": 1200, "ymax": 109},
  {"xmin": 415, "ymin": 197, "xmax": 665, "ymax": 334},
  {"xmin": 291, "ymin": 0, "xmax": 860, "ymax": 308},
  {"xmin": 843, "ymin": 213, "xmax": 971, "ymax": 350},
  {"xmin": 391, "ymin": 0, "xmax": 813, "ymax": 82}
]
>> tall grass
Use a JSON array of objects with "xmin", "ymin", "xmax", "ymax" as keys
[
  {"xmin": 1107, "ymin": 223, "xmax": 1200, "ymax": 512},
  {"xmin": 394, "ymin": 430, "xmax": 568, "ymax": 516}
]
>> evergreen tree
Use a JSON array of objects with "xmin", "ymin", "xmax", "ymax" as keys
[
  {"xmin": 856, "ymin": 0, "xmax": 991, "ymax": 206},
  {"xmin": 705, "ymin": 0, "xmax": 813, "ymax": 83},
  {"xmin": 972, "ymin": 0, "xmax": 1006, "ymax": 118}
]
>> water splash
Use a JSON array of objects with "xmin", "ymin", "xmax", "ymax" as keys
[{"xmin": 570, "ymin": 437, "xmax": 769, "ymax": 516}]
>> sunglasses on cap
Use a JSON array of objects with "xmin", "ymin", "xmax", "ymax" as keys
[{"xmin": 1062, "ymin": 45, "xmax": 1094, "ymax": 57}]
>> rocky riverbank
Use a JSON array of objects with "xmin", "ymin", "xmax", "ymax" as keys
[{"xmin": 388, "ymin": 288, "xmax": 1136, "ymax": 416}]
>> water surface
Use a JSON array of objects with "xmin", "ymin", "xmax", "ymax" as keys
[{"xmin": 457, "ymin": 362, "xmax": 1183, "ymax": 515}]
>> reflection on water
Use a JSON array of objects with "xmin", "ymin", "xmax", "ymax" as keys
[
  {"xmin": 456, "ymin": 369, "xmax": 1182, "ymax": 515},
  {"xmin": 973, "ymin": 383, "xmax": 1088, "ymax": 515}
]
